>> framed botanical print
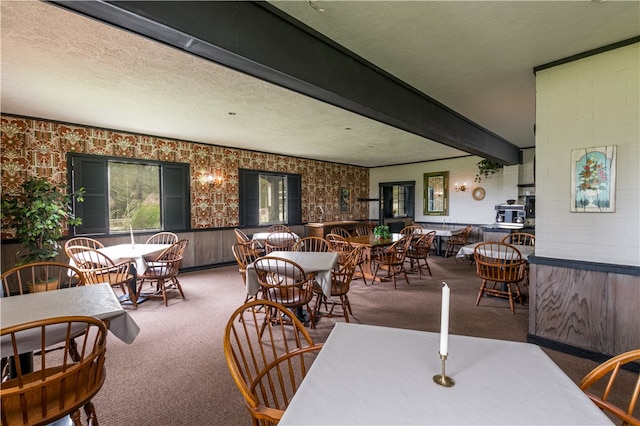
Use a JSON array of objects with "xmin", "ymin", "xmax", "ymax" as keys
[
  {"xmin": 571, "ymin": 145, "xmax": 616, "ymax": 212},
  {"xmin": 339, "ymin": 188, "xmax": 351, "ymax": 213}
]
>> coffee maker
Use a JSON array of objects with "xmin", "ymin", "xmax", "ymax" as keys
[{"xmin": 495, "ymin": 203, "xmax": 526, "ymax": 229}]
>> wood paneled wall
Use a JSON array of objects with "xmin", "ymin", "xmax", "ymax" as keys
[{"xmin": 529, "ymin": 262, "xmax": 640, "ymax": 355}]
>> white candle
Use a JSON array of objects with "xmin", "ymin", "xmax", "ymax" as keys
[
  {"xmin": 130, "ymin": 225, "xmax": 135, "ymax": 246},
  {"xmin": 439, "ymin": 282, "xmax": 450, "ymax": 355}
]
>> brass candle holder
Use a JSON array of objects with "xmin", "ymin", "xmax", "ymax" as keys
[{"xmin": 433, "ymin": 353, "xmax": 455, "ymax": 387}]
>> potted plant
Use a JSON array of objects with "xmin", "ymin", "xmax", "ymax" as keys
[
  {"xmin": 2, "ymin": 177, "xmax": 84, "ymax": 275},
  {"xmin": 474, "ymin": 159, "xmax": 503, "ymax": 183},
  {"xmin": 373, "ymin": 225, "xmax": 391, "ymax": 240}
]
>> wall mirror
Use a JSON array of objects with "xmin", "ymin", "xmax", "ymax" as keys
[{"xmin": 423, "ymin": 172, "xmax": 448, "ymax": 215}]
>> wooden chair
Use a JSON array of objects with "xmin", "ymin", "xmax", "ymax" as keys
[
  {"xmin": 473, "ymin": 242, "xmax": 526, "ymax": 314},
  {"xmin": 313, "ymin": 246, "xmax": 362, "ymax": 323},
  {"xmin": 293, "ymin": 236, "xmax": 330, "ymax": 252},
  {"xmin": 405, "ymin": 232, "xmax": 435, "ymax": 278},
  {"xmin": 444, "ymin": 224, "xmax": 473, "ymax": 258},
  {"xmin": 326, "ymin": 233, "xmax": 368, "ymax": 285},
  {"xmin": 64, "ymin": 237, "xmax": 104, "ymax": 257},
  {"xmin": 145, "ymin": 231, "xmax": 178, "ymax": 245},
  {"xmin": 234, "ymin": 228, "xmax": 266, "ymax": 256},
  {"xmin": 137, "ymin": 239, "xmax": 188, "ymax": 306},
  {"xmin": 264, "ymin": 231, "xmax": 297, "ymax": 254},
  {"xmin": 371, "ymin": 235, "xmax": 412, "ymax": 288},
  {"xmin": 266, "ymin": 224, "xmax": 290, "ymax": 233},
  {"xmin": 252, "ymin": 257, "xmax": 316, "ymax": 328},
  {"xmin": 1, "ymin": 262, "xmax": 87, "ymax": 363},
  {"xmin": 400, "ymin": 224, "xmax": 422, "ymax": 235},
  {"xmin": 501, "ymin": 232, "xmax": 535, "ymax": 285},
  {"xmin": 330, "ymin": 227, "xmax": 351, "ymax": 238},
  {"xmin": 1, "ymin": 316, "xmax": 108, "ymax": 426},
  {"xmin": 1, "ymin": 262, "xmax": 85, "ymax": 296},
  {"xmin": 502, "ymin": 232, "xmax": 535, "ymax": 246},
  {"xmin": 66, "ymin": 246, "xmax": 138, "ymax": 309},
  {"xmin": 232, "ymin": 242, "xmax": 262, "ymax": 303},
  {"xmin": 578, "ymin": 349, "xmax": 640, "ymax": 426},
  {"xmin": 355, "ymin": 225, "xmax": 372, "ymax": 237},
  {"xmin": 223, "ymin": 300, "xmax": 323, "ymax": 426}
]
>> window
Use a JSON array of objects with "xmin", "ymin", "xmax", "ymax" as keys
[
  {"xmin": 260, "ymin": 174, "xmax": 287, "ymax": 224},
  {"xmin": 392, "ymin": 185, "xmax": 407, "ymax": 217},
  {"xmin": 69, "ymin": 154, "xmax": 190, "ymax": 235},
  {"xmin": 239, "ymin": 169, "xmax": 301, "ymax": 227},
  {"xmin": 108, "ymin": 162, "xmax": 160, "ymax": 231},
  {"xmin": 380, "ymin": 181, "xmax": 415, "ymax": 220}
]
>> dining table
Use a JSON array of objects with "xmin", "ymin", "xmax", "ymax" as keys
[
  {"xmin": 456, "ymin": 241, "xmax": 534, "ymax": 261},
  {"xmin": 1, "ymin": 283, "xmax": 140, "ymax": 356},
  {"xmin": 417, "ymin": 226, "xmax": 465, "ymax": 256},
  {"xmin": 97, "ymin": 243, "xmax": 171, "ymax": 275},
  {"xmin": 344, "ymin": 233, "xmax": 404, "ymax": 281},
  {"xmin": 250, "ymin": 232, "xmax": 300, "ymax": 245},
  {"xmin": 279, "ymin": 322, "xmax": 613, "ymax": 425},
  {"xmin": 245, "ymin": 251, "xmax": 339, "ymax": 298}
]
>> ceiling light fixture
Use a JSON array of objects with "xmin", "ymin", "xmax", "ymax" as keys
[{"xmin": 308, "ymin": 0, "xmax": 325, "ymax": 12}]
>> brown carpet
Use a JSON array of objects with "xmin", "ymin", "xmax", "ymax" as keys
[{"xmin": 93, "ymin": 255, "xmax": 635, "ymax": 425}]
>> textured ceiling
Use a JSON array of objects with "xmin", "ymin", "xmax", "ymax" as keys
[{"xmin": 1, "ymin": 1, "xmax": 638, "ymax": 168}]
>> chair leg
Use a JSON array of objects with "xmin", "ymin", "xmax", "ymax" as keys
[
  {"xmin": 84, "ymin": 401, "xmax": 98, "ymax": 426},
  {"xmin": 341, "ymin": 294, "xmax": 351, "ymax": 322},
  {"xmin": 306, "ymin": 303, "xmax": 316, "ymax": 329},
  {"xmin": 506, "ymin": 283, "xmax": 516, "ymax": 313},
  {"xmin": 424, "ymin": 259, "xmax": 432, "ymax": 277},
  {"xmin": 476, "ymin": 280, "xmax": 487, "ymax": 306}
]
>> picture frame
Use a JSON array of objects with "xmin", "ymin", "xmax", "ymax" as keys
[
  {"xmin": 423, "ymin": 171, "xmax": 448, "ymax": 216},
  {"xmin": 570, "ymin": 145, "xmax": 616, "ymax": 213},
  {"xmin": 339, "ymin": 188, "xmax": 351, "ymax": 213}
]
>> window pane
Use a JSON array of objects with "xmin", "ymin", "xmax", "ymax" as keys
[
  {"xmin": 108, "ymin": 162, "xmax": 160, "ymax": 231},
  {"xmin": 259, "ymin": 174, "xmax": 287, "ymax": 224}
]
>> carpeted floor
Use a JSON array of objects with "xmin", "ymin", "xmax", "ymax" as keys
[{"xmin": 93, "ymin": 255, "xmax": 634, "ymax": 425}]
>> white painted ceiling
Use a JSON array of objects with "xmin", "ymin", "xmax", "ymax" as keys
[{"xmin": 1, "ymin": 1, "xmax": 638, "ymax": 167}]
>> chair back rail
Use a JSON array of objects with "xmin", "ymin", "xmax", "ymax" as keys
[
  {"xmin": 1, "ymin": 316, "xmax": 107, "ymax": 426},
  {"xmin": 65, "ymin": 246, "xmax": 137, "ymax": 308},
  {"xmin": 473, "ymin": 242, "xmax": 526, "ymax": 313},
  {"xmin": 266, "ymin": 225, "xmax": 290, "ymax": 233},
  {"xmin": 578, "ymin": 349, "xmax": 640, "ymax": 426},
  {"xmin": 137, "ymin": 239, "xmax": 188, "ymax": 306},
  {"xmin": 265, "ymin": 232, "xmax": 297, "ymax": 254},
  {"xmin": 1, "ymin": 262, "xmax": 85, "ymax": 296},
  {"xmin": 145, "ymin": 232, "xmax": 178, "ymax": 245},
  {"xmin": 223, "ymin": 300, "xmax": 322, "ymax": 426},
  {"xmin": 293, "ymin": 236, "xmax": 330, "ymax": 253}
]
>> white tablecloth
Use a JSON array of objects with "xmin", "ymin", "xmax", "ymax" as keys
[
  {"xmin": 99, "ymin": 243, "xmax": 170, "ymax": 274},
  {"xmin": 456, "ymin": 242, "xmax": 534, "ymax": 260},
  {"xmin": 279, "ymin": 323, "xmax": 612, "ymax": 425},
  {"xmin": 1, "ymin": 283, "xmax": 140, "ymax": 354},
  {"xmin": 246, "ymin": 251, "xmax": 338, "ymax": 298},
  {"xmin": 418, "ymin": 226, "xmax": 464, "ymax": 237},
  {"xmin": 251, "ymin": 232, "xmax": 300, "ymax": 244}
]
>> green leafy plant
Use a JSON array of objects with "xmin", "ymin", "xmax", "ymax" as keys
[
  {"xmin": 373, "ymin": 225, "xmax": 391, "ymax": 239},
  {"xmin": 474, "ymin": 159, "xmax": 503, "ymax": 183},
  {"xmin": 1, "ymin": 177, "xmax": 84, "ymax": 265}
]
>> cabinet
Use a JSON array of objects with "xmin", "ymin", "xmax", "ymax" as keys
[{"xmin": 305, "ymin": 221, "xmax": 359, "ymax": 237}]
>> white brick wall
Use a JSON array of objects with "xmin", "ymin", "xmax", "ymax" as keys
[{"xmin": 536, "ymin": 43, "xmax": 640, "ymax": 266}]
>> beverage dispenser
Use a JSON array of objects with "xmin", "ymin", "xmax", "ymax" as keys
[{"xmin": 495, "ymin": 202, "xmax": 526, "ymax": 229}]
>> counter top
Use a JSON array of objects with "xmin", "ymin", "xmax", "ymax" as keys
[{"xmin": 306, "ymin": 221, "xmax": 359, "ymax": 227}]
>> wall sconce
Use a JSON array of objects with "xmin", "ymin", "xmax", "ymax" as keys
[
  {"xmin": 205, "ymin": 173, "xmax": 223, "ymax": 186},
  {"xmin": 455, "ymin": 183, "xmax": 467, "ymax": 192}
]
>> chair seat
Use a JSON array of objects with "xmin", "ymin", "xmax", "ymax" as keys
[{"xmin": 265, "ymin": 287, "xmax": 312, "ymax": 306}]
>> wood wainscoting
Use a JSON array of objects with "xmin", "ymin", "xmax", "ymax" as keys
[{"xmin": 528, "ymin": 256, "xmax": 640, "ymax": 357}]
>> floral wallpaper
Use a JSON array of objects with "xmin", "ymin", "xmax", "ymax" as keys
[{"xmin": 1, "ymin": 115, "xmax": 369, "ymax": 239}]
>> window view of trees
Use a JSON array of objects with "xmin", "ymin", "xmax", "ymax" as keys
[
  {"xmin": 109, "ymin": 162, "xmax": 160, "ymax": 231},
  {"xmin": 259, "ymin": 173, "xmax": 287, "ymax": 224}
]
